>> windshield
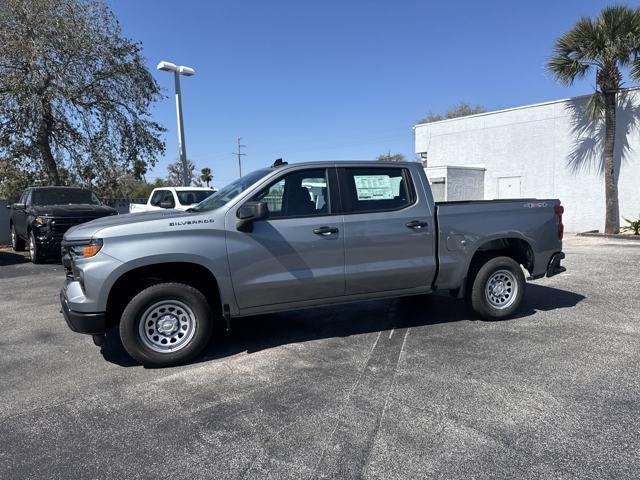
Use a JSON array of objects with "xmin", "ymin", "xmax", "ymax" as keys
[
  {"xmin": 32, "ymin": 188, "xmax": 101, "ymax": 206},
  {"xmin": 191, "ymin": 168, "xmax": 272, "ymax": 212},
  {"xmin": 176, "ymin": 190, "xmax": 213, "ymax": 205}
]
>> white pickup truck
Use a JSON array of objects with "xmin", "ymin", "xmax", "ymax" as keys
[{"xmin": 129, "ymin": 187, "xmax": 215, "ymax": 213}]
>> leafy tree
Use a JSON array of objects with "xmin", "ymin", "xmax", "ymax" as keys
[
  {"xmin": 200, "ymin": 167, "xmax": 213, "ymax": 187},
  {"xmin": 548, "ymin": 6, "xmax": 640, "ymax": 234},
  {"xmin": 130, "ymin": 177, "xmax": 167, "ymax": 199},
  {"xmin": 0, "ymin": 0, "xmax": 165, "ymax": 191},
  {"xmin": 418, "ymin": 102, "xmax": 487, "ymax": 124},
  {"xmin": 167, "ymin": 159, "xmax": 200, "ymax": 186},
  {"xmin": 377, "ymin": 152, "xmax": 406, "ymax": 162},
  {"xmin": 0, "ymin": 158, "xmax": 40, "ymax": 202}
]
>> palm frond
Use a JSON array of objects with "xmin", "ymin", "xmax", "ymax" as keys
[
  {"xmin": 630, "ymin": 58, "xmax": 640, "ymax": 79},
  {"xmin": 547, "ymin": 17, "xmax": 599, "ymax": 84},
  {"xmin": 597, "ymin": 6, "xmax": 640, "ymax": 65},
  {"xmin": 549, "ymin": 6, "xmax": 640, "ymax": 87},
  {"xmin": 585, "ymin": 91, "xmax": 605, "ymax": 120}
]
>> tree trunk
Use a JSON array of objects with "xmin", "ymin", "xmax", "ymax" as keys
[
  {"xmin": 603, "ymin": 91, "xmax": 620, "ymax": 234},
  {"xmin": 36, "ymin": 99, "xmax": 60, "ymax": 185}
]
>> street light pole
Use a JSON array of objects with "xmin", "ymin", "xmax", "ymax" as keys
[
  {"xmin": 157, "ymin": 61, "xmax": 195, "ymax": 187},
  {"xmin": 173, "ymin": 71, "xmax": 189, "ymax": 186}
]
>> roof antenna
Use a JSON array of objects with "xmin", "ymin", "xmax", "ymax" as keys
[{"xmin": 272, "ymin": 158, "xmax": 287, "ymax": 168}]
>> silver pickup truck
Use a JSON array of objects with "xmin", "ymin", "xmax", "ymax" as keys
[{"xmin": 60, "ymin": 160, "xmax": 566, "ymax": 366}]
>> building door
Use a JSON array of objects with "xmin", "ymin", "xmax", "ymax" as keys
[{"xmin": 497, "ymin": 176, "xmax": 521, "ymax": 198}]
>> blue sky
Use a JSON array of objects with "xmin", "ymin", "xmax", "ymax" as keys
[{"xmin": 109, "ymin": 0, "xmax": 637, "ymax": 187}]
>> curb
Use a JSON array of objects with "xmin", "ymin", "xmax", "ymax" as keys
[{"xmin": 577, "ymin": 231, "xmax": 640, "ymax": 241}]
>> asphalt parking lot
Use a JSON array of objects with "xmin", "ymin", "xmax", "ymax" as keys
[{"xmin": 0, "ymin": 235, "xmax": 638, "ymax": 479}]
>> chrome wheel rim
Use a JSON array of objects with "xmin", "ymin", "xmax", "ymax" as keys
[
  {"xmin": 11, "ymin": 227, "xmax": 16, "ymax": 247},
  {"xmin": 485, "ymin": 269, "xmax": 518, "ymax": 309},
  {"xmin": 138, "ymin": 300, "xmax": 197, "ymax": 353}
]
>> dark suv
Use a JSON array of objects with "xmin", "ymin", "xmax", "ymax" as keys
[{"xmin": 8, "ymin": 187, "xmax": 117, "ymax": 263}]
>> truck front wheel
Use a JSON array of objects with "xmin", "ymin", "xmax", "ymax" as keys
[
  {"xmin": 470, "ymin": 256, "xmax": 525, "ymax": 320},
  {"xmin": 119, "ymin": 283, "xmax": 213, "ymax": 367},
  {"xmin": 29, "ymin": 231, "xmax": 46, "ymax": 264}
]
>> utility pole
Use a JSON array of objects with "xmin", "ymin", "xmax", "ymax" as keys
[{"xmin": 233, "ymin": 137, "xmax": 246, "ymax": 178}]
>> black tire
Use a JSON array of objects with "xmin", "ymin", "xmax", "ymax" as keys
[
  {"xmin": 119, "ymin": 283, "xmax": 213, "ymax": 367},
  {"xmin": 11, "ymin": 224, "xmax": 25, "ymax": 251},
  {"xmin": 470, "ymin": 256, "xmax": 525, "ymax": 320},
  {"xmin": 28, "ymin": 231, "xmax": 46, "ymax": 264}
]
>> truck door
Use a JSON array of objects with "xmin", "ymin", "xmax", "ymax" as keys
[
  {"xmin": 14, "ymin": 190, "xmax": 31, "ymax": 238},
  {"xmin": 338, "ymin": 166, "xmax": 437, "ymax": 295},
  {"xmin": 225, "ymin": 167, "xmax": 345, "ymax": 310}
]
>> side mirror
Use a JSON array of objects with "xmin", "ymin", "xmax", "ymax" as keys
[
  {"xmin": 12, "ymin": 203, "xmax": 26, "ymax": 210},
  {"xmin": 160, "ymin": 201, "xmax": 174, "ymax": 209},
  {"xmin": 236, "ymin": 201, "xmax": 269, "ymax": 232}
]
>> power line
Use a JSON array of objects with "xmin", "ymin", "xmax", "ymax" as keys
[{"xmin": 232, "ymin": 137, "xmax": 246, "ymax": 177}]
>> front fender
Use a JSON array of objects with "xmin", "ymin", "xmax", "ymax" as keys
[{"xmin": 93, "ymin": 251, "xmax": 237, "ymax": 315}]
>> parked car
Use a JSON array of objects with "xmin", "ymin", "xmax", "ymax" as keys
[
  {"xmin": 8, "ymin": 186, "xmax": 117, "ymax": 263},
  {"xmin": 60, "ymin": 160, "xmax": 565, "ymax": 366},
  {"xmin": 129, "ymin": 187, "xmax": 215, "ymax": 213}
]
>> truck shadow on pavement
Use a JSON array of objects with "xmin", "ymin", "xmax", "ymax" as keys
[
  {"xmin": 101, "ymin": 283, "xmax": 585, "ymax": 368},
  {"xmin": 0, "ymin": 251, "xmax": 29, "ymax": 266}
]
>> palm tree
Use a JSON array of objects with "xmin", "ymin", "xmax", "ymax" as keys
[
  {"xmin": 200, "ymin": 167, "xmax": 213, "ymax": 188},
  {"xmin": 547, "ymin": 6, "xmax": 640, "ymax": 234}
]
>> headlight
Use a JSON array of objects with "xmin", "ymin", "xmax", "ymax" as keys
[{"xmin": 67, "ymin": 239, "xmax": 103, "ymax": 259}]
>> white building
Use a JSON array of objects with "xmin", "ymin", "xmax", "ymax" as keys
[{"xmin": 414, "ymin": 90, "xmax": 640, "ymax": 232}]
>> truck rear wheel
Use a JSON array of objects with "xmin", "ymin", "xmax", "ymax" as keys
[
  {"xmin": 470, "ymin": 256, "xmax": 525, "ymax": 320},
  {"xmin": 11, "ymin": 224, "xmax": 25, "ymax": 251},
  {"xmin": 119, "ymin": 283, "xmax": 213, "ymax": 367}
]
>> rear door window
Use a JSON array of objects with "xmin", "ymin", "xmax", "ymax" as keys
[
  {"xmin": 176, "ymin": 190, "xmax": 211, "ymax": 205},
  {"xmin": 340, "ymin": 167, "xmax": 414, "ymax": 213}
]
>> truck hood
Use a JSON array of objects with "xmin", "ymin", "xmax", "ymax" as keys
[
  {"xmin": 33, "ymin": 204, "xmax": 117, "ymax": 217},
  {"xmin": 64, "ymin": 209, "xmax": 191, "ymax": 240}
]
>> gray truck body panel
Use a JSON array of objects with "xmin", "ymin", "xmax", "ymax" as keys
[{"xmin": 61, "ymin": 161, "xmax": 563, "ymax": 321}]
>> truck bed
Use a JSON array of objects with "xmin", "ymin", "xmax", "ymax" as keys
[{"xmin": 433, "ymin": 198, "xmax": 563, "ymax": 290}]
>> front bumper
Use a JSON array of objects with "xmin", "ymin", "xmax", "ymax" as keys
[
  {"xmin": 34, "ymin": 234, "xmax": 62, "ymax": 257},
  {"xmin": 60, "ymin": 290, "xmax": 107, "ymax": 335}
]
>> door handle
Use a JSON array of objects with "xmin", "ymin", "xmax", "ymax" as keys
[
  {"xmin": 406, "ymin": 220, "xmax": 428, "ymax": 229},
  {"xmin": 313, "ymin": 226, "xmax": 339, "ymax": 235}
]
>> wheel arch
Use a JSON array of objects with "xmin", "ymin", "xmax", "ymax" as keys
[
  {"xmin": 458, "ymin": 236, "xmax": 534, "ymax": 299},
  {"xmin": 105, "ymin": 261, "xmax": 223, "ymax": 328},
  {"xmin": 469, "ymin": 236, "xmax": 534, "ymax": 274}
]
